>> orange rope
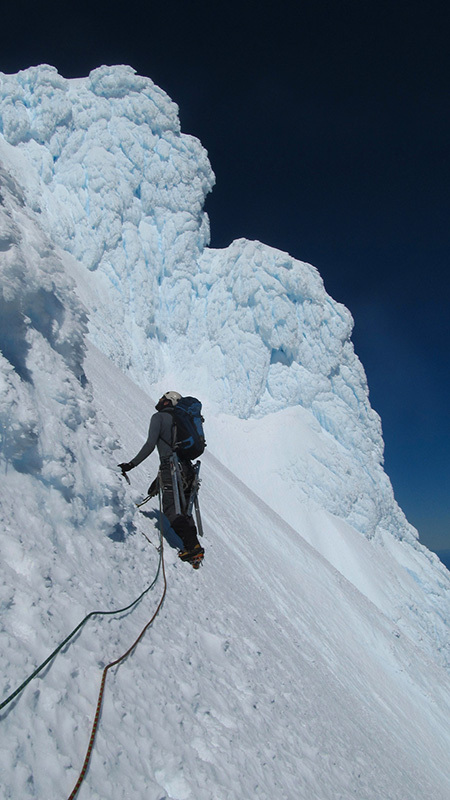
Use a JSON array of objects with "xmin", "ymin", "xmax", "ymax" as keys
[{"xmin": 67, "ymin": 532, "xmax": 167, "ymax": 800}]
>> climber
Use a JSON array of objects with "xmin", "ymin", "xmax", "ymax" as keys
[{"xmin": 118, "ymin": 391, "xmax": 204, "ymax": 562}]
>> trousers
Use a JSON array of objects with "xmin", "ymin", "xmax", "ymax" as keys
[{"xmin": 159, "ymin": 457, "xmax": 199, "ymax": 551}]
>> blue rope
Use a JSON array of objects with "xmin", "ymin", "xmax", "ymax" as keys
[{"xmin": 1, "ymin": 539, "xmax": 162, "ymax": 712}]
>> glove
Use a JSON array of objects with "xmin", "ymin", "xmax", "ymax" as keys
[{"xmin": 118, "ymin": 462, "xmax": 134, "ymax": 472}]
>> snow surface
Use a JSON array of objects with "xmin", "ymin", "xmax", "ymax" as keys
[{"xmin": 1, "ymin": 64, "xmax": 450, "ymax": 799}]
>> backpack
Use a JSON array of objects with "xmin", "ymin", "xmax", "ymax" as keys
[{"xmin": 168, "ymin": 396, "xmax": 206, "ymax": 460}]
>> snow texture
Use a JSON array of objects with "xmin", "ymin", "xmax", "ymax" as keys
[{"xmin": 0, "ymin": 65, "xmax": 449, "ymax": 799}]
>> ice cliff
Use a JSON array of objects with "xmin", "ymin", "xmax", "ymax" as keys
[
  {"xmin": 0, "ymin": 156, "xmax": 132, "ymax": 548},
  {"xmin": 0, "ymin": 64, "xmax": 414, "ymax": 545}
]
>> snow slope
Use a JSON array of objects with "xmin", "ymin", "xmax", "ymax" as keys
[
  {"xmin": 2, "ymin": 343, "xmax": 449, "ymax": 800},
  {"xmin": 1, "ymin": 64, "xmax": 450, "ymax": 799}
]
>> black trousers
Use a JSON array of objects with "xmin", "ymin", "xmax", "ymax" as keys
[{"xmin": 159, "ymin": 457, "xmax": 199, "ymax": 551}]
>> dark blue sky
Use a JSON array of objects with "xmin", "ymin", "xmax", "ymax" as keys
[{"xmin": 2, "ymin": 1, "xmax": 449, "ymax": 557}]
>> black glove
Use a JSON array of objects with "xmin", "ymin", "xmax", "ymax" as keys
[{"xmin": 118, "ymin": 462, "xmax": 134, "ymax": 472}]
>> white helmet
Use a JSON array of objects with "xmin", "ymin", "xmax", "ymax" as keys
[{"xmin": 163, "ymin": 391, "xmax": 181, "ymax": 406}]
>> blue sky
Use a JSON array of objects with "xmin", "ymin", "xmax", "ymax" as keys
[{"xmin": 2, "ymin": 0, "xmax": 449, "ymax": 556}]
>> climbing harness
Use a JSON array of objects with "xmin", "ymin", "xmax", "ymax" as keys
[
  {"xmin": 136, "ymin": 456, "xmax": 203, "ymax": 536},
  {"xmin": 136, "ymin": 456, "xmax": 203, "ymax": 537},
  {"xmin": 168, "ymin": 454, "xmax": 204, "ymax": 536}
]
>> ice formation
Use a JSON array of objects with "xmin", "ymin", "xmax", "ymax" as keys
[
  {"xmin": 0, "ymin": 157, "xmax": 133, "ymax": 544},
  {"xmin": 0, "ymin": 64, "xmax": 414, "ymax": 543},
  {"xmin": 0, "ymin": 63, "xmax": 449, "ymax": 800}
]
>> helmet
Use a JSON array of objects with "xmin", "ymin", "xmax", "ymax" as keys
[{"xmin": 162, "ymin": 391, "xmax": 181, "ymax": 406}]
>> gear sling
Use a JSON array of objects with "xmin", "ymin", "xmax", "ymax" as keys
[{"xmin": 166, "ymin": 453, "xmax": 204, "ymax": 537}]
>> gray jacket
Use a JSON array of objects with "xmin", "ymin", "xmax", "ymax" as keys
[{"xmin": 130, "ymin": 411, "xmax": 173, "ymax": 467}]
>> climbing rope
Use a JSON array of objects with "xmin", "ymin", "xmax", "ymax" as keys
[
  {"xmin": 67, "ymin": 517, "xmax": 167, "ymax": 800},
  {"xmin": 0, "ymin": 537, "xmax": 162, "ymax": 712},
  {"xmin": 1, "ymin": 480, "xmax": 168, "ymax": 800}
]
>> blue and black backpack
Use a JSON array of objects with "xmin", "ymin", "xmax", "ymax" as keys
[{"xmin": 169, "ymin": 396, "xmax": 206, "ymax": 460}]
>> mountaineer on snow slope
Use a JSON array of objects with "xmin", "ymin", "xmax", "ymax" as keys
[{"xmin": 119, "ymin": 392, "xmax": 205, "ymax": 565}]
